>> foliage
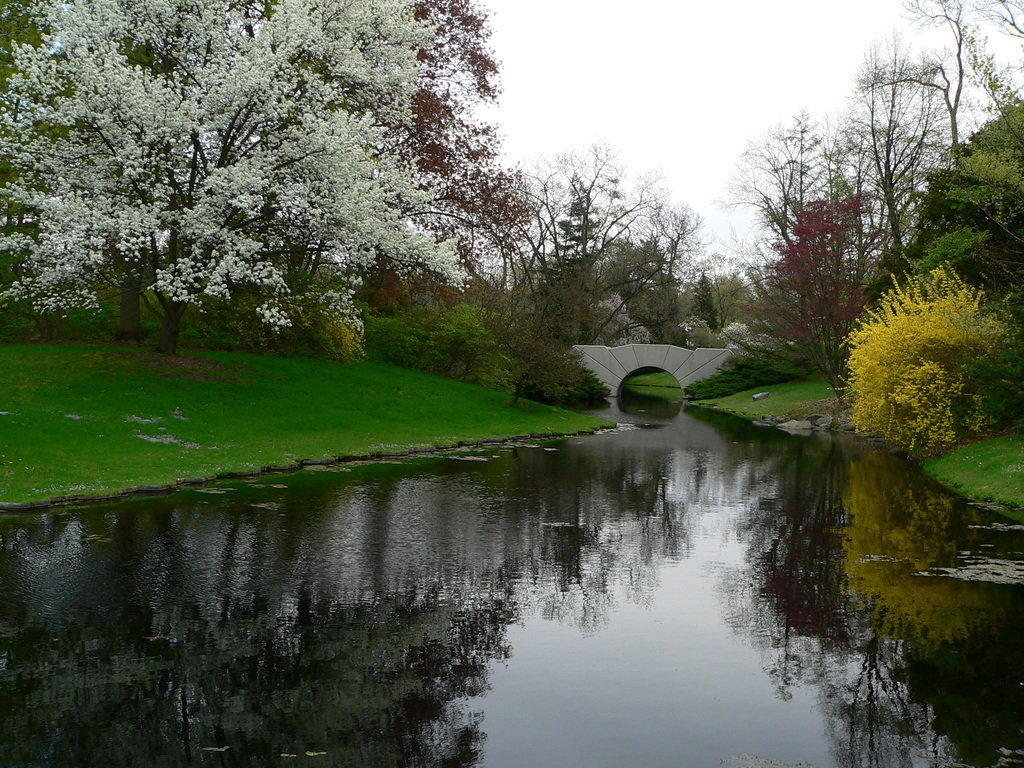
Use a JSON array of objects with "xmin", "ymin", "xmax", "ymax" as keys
[
  {"xmin": 970, "ymin": 340, "xmax": 1024, "ymax": 429},
  {"xmin": 555, "ymin": 366, "xmax": 610, "ymax": 404},
  {"xmin": 847, "ymin": 268, "xmax": 1005, "ymax": 455},
  {"xmin": 749, "ymin": 196, "xmax": 880, "ymax": 393},
  {"xmin": 364, "ymin": 303, "xmax": 510, "ymax": 390},
  {"xmin": 214, "ymin": 294, "xmax": 365, "ymax": 363},
  {"xmin": 909, "ymin": 154, "xmax": 1024, "ymax": 300},
  {"xmin": 0, "ymin": 344, "xmax": 610, "ymax": 503},
  {"xmin": 471, "ymin": 281, "xmax": 602, "ymax": 404},
  {"xmin": 0, "ymin": 0, "xmax": 462, "ymax": 353},
  {"xmin": 394, "ymin": 0, "xmax": 524, "ymax": 272},
  {"xmin": 684, "ymin": 356, "xmax": 809, "ymax": 400},
  {"xmin": 500, "ymin": 146, "xmax": 701, "ymax": 347},
  {"xmin": 691, "ymin": 272, "xmax": 719, "ymax": 330}
]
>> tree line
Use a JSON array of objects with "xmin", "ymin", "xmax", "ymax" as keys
[
  {"xmin": 724, "ymin": 0, "xmax": 1024, "ymax": 454},
  {"xmin": 0, "ymin": 0, "xmax": 721, "ymax": 404},
  {"xmin": 1, "ymin": 0, "xmax": 1022, "ymax": 446}
]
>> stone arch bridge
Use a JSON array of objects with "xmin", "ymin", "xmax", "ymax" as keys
[{"xmin": 573, "ymin": 344, "xmax": 732, "ymax": 396}]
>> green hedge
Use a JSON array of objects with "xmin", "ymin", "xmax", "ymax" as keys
[{"xmin": 684, "ymin": 357, "xmax": 808, "ymax": 400}]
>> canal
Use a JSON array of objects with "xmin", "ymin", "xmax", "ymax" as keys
[{"xmin": 1, "ymin": 394, "xmax": 1023, "ymax": 767}]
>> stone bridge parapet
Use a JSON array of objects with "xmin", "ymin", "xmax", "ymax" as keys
[{"xmin": 573, "ymin": 344, "xmax": 732, "ymax": 396}]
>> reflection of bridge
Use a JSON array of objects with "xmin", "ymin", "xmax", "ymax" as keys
[{"xmin": 573, "ymin": 344, "xmax": 732, "ymax": 396}]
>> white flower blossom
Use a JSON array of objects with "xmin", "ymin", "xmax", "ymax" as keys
[{"xmin": 0, "ymin": 0, "xmax": 465, "ymax": 343}]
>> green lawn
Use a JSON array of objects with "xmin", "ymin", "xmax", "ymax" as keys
[
  {"xmin": 923, "ymin": 435, "xmax": 1024, "ymax": 515},
  {"xmin": 691, "ymin": 379, "xmax": 836, "ymax": 420},
  {"xmin": 622, "ymin": 371, "xmax": 680, "ymax": 389},
  {"xmin": 0, "ymin": 344, "xmax": 611, "ymax": 504},
  {"xmin": 621, "ymin": 371, "xmax": 683, "ymax": 400}
]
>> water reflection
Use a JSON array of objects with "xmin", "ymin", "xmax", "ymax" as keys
[
  {"xmin": 617, "ymin": 386, "xmax": 683, "ymax": 418},
  {"xmin": 1, "ymin": 405, "xmax": 1023, "ymax": 767}
]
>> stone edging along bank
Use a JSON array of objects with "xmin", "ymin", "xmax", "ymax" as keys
[{"xmin": 0, "ymin": 427, "xmax": 610, "ymax": 513}]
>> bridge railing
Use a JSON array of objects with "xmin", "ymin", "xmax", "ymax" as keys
[{"xmin": 573, "ymin": 344, "xmax": 732, "ymax": 395}]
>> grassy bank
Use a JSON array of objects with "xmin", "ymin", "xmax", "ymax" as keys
[
  {"xmin": 690, "ymin": 379, "xmax": 835, "ymax": 420},
  {"xmin": 923, "ymin": 436, "xmax": 1024, "ymax": 515},
  {"xmin": 0, "ymin": 344, "xmax": 611, "ymax": 505},
  {"xmin": 620, "ymin": 371, "xmax": 684, "ymax": 399}
]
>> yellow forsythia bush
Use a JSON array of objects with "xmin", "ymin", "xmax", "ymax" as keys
[{"xmin": 847, "ymin": 268, "xmax": 1004, "ymax": 455}]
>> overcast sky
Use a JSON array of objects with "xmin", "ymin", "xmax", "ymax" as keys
[{"xmin": 475, "ymin": 0, "xmax": 1001, "ymax": 248}]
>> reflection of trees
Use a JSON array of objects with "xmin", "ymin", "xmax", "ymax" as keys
[
  {"xmin": 718, "ymin": 434, "xmax": 859, "ymax": 657},
  {"xmin": 5, "ymin": 415, "xmax": 1024, "ymax": 767},
  {"xmin": 842, "ymin": 456, "xmax": 1024, "ymax": 767},
  {"xmin": 710, "ymin": 430, "xmax": 1024, "ymax": 768},
  {"xmin": 0, "ymin": 422, "xmax": 713, "ymax": 766},
  {"xmin": 0, "ymin": 508, "xmax": 515, "ymax": 767},
  {"xmin": 716, "ymin": 436, "xmax": 965, "ymax": 768},
  {"xmin": 844, "ymin": 454, "xmax": 992, "ymax": 648}
]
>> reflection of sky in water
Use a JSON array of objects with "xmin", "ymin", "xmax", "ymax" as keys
[
  {"xmin": 483, "ymin": 553, "xmax": 831, "ymax": 768},
  {"xmin": 1, "ymin": 402, "xmax": 1023, "ymax": 767}
]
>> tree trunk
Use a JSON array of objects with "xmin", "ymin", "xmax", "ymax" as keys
[
  {"xmin": 157, "ymin": 302, "xmax": 187, "ymax": 355},
  {"xmin": 115, "ymin": 272, "xmax": 144, "ymax": 343}
]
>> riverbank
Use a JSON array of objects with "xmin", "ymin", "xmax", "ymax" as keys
[
  {"xmin": 692, "ymin": 379, "xmax": 1024, "ymax": 515},
  {"xmin": 923, "ymin": 436, "xmax": 1024, "ymax": 516},
  {"xmin": 691, "ymin": 379, "xmax": 837, "ymax": 422},
  {"xmin": 0, "ymin": 344, "xmax": 612, "ymax": 508}
]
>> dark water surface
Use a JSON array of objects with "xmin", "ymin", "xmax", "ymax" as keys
[{"xmin": 2, "ymin": 396, "xmax": 1024, "ymax": 768}]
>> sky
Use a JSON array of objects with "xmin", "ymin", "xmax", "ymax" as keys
[{"xmin": 474, "ymin": 0, "xmax": 1008, "ymax": 249}]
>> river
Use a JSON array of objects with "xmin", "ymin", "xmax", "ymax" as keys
[{"xmin": 1, "ymin": 393, "xmax": 1023, "ymax": 767}]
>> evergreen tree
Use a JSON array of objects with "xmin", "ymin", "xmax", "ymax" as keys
[{"xmin": 692, "ymin": 272, "xmax": 719, "ymax": 331}]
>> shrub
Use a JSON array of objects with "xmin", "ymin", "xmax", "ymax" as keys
[
  {"xmin": 186, "ymin": 293, "xmax": 364, "ymax": 362},
  {"xmin": 364, "ymin": 304, "xmax": 511, "ymax": 390},
  {"xmin": 847, "ymin": 268, "xmax": 1005, "ymax": 455},
  {"xmin": 684, "ymin": 356, "xmax": 809, "ymax": 400},
  {"xmin": 518, "ymin": 365, "xmax": 610, "ymax": 405},
  {"xmin": 970, "ymin": 304, "xmax": 1024, "ymax": 430}
]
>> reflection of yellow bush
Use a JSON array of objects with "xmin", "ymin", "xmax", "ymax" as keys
[
  {"xmin": 848, "ymin": 268, "xmax": 1003, "ymax": 455},
  {"xmin": 843, "ymin": 455, "xmax": 997, "ymax": 649}
]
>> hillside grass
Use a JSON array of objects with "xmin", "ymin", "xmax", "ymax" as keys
[
  {"xmin": 620, "ymin": 371, "xmax": 683, "ymax": 399},
  {"xmin": 0, "ymin": 344, "xmax": 611, "ymax": 503},
  {"xmin": 923, "ymin": 435, "xmax": 1024, "ymax": 515},
  {"xmin": 622, "ymin": 371, "xmax": 680, "ymax": 389},
  {"xmin": 690, "ymin": 379, "xmax": 835, "ymax": 420}
]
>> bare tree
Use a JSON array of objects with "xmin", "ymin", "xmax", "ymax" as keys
[
  {"xmin": 728, "ymin": 112, "xmax": 825, "ymax": 247},
  {"xmin": 500, "ymin": 146, "xmax": 701, "ymax": 345},
  {"xmin": 848, "ymin": 36, "xmax": 947, "ymax": 255},
  {"xmin": 903, "ymin": 0, "xmax": 975, "ymax": 149},
  {"xmin": 976, "ymin": 0, "xmax": 1024, "ymax": 36}
]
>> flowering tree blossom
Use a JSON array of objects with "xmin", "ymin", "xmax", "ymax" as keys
[{"xmin": 0, "ymin": 0, "xmax": 463, "ymax": 353}]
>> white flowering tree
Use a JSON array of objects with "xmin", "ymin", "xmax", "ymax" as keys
[{"xmin": 0, "ymin": 0, "xmax": 463, "ymax": 353}]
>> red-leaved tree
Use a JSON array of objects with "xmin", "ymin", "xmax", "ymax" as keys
[
  {"xmin": 751, "ymin": 196, "xmax": 880, "ymax": 394},
  {"xmin": 363, "ymin": 0, "xmax": 527, "ymax": 310},
  {"xmin": 405, "ymin": 0, "xmax": 524, "ymax": 265}
]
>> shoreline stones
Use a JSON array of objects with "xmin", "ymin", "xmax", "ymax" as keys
[{"xmin": 778, "ymin": 419, "xmax": 814, "ymax": 433}]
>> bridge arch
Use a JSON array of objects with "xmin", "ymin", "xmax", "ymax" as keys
[{"xmin": 573, "ymin": 344, "xmax": 732, "ymax": 397}]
